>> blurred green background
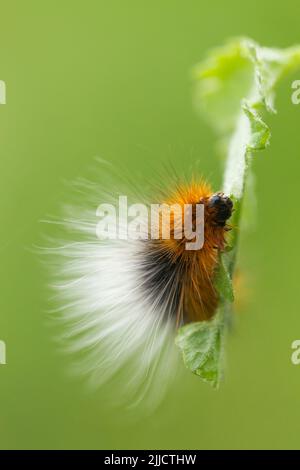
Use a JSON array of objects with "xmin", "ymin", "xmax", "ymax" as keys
[{"xmin": 1, "ymin": 0, "xmax": 300, "ymax": 450}]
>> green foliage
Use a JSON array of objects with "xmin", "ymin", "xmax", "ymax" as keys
[
  {"xmin": 175, "ymin": 315, "xmax": 222, "ymax": 388},
  {"xmin": 215, "ymin": 254, "xmax": 234, "ymax": 303},
  {"xmin": 176, "ymin": 37, "xmax": 300, "ymax": 386}
]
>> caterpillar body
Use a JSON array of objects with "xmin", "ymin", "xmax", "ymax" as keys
[{"xmin": 46, "ymin": 168, "xmax": 233, "ymax": 407}]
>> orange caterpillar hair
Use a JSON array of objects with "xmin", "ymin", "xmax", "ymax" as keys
[{"xmin": 141, "ymin": 180, "xmax": 233, "ymax": 325}]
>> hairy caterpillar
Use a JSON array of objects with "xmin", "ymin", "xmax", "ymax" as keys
[
  {"xmin": 46, "ymin": 167, "xmax": 233, "ymax": 406},
  {"xmin": 142, "ymin": 182, "xmax": 233, "ymax": 325}
]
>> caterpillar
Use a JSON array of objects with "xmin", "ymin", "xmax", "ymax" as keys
[
  {"xmin": 46, "ymin": 166, "xmax": 233, "ymax": 407},
  {"xmin": 141, "ymin": 182, "xmax": 233, "ymax": 325}
]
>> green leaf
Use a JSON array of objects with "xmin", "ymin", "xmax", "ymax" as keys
[
  {"xmin": 194, "ymin": 37, "xmax": 300, "ymax": 201},
  {"xmin": 176, "ymin": 317, "xmax": 222, "ymax": 388},
  {"xmin": 242, "ymin": 102, "xmax": 271, "ymax": 151},
  {"xmin": 175, "ymin": 37, "xmax": 300, "ymax": 388},
  {"xmin": 215, "ymin": 255, "xmax": 234, "ymax": 302}
]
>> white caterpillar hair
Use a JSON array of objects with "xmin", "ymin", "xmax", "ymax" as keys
[{"xmin": 43, "ymin": 161, "xmax": 181, "ymax": 408}]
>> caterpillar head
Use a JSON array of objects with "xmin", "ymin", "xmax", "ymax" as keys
[{"xmin": 207, "ymin": 192, "xmax": 233, "ymax": 227}]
